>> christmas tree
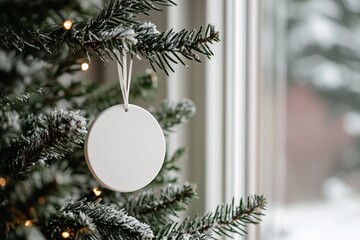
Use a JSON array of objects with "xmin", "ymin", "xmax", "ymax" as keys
[{"xmin": 0, "ymin": 0, "xmax": 266, "ymax": 239}]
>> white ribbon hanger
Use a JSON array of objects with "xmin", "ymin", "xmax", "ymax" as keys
[{"xmin": 116, "ymin": 49, "xmax": 133, "ymax": 112}]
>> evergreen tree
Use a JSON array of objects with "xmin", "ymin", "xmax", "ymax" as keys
[{"xmin": 0, "ymin": 0, "xmax": 266, "ymax": 239}]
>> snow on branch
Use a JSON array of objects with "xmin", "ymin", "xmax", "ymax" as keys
[
  {"xmin": 156, "ymin": 195, "xmax": 267, "ymax": 239},
  {"xmin": 0, "ymin": 109, "xmax": 87, "ymax": 179},
  {"xmin": 48, "ymin": 199, "xmax": 154, "ymax": 239},
  {"xmin": 0, "ymin": 0, "xmax": 219, "ymax": 75}
]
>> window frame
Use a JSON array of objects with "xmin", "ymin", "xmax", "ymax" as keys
[{"xmin": 166, "ymin": 1, "xmax": 286, "ymax": 239}]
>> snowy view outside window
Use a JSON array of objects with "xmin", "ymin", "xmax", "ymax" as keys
[{"xmin": 268, "ymin": 0, "xmax": 360, "ymax": 239}]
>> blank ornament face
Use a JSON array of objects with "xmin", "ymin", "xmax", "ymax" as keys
[{"xmin": 85, "ymin": 104, "xmax": 165, "ymax": 192}]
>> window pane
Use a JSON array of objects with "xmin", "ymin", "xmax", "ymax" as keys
[{"xmin": 262, "ymin": 0, "xmax": 360, "ymax": 239}]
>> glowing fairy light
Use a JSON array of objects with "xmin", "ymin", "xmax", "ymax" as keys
[
  {"xmin": 81, "ymin": 62, "xmax": 89, "ymax": 71},
  {"xmin": 24, "ymin": 220, "xmax": 33, "ymax": 227},
  {"xmin": 61, "ymin": 231, "xmax": 70, "ymax": 238},
  {"xmin": 0, "ymin": 177, "xmax": 6, "ymax": 187},
  {"xmin": 92, "ymin": 187, "xmax": 102, "ymax": 196},
  {"xmin": 63, "ymin": 20, "xmax": 73, "ymax": 30}
]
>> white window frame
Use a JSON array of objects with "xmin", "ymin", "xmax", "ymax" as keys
[
  {"xmin": 166, "ymin": 1, "xmax": 286, "ymax": 239},
  {"xmin": 225, "ymin": 1, "xmax": 262, "ymax": 239}
]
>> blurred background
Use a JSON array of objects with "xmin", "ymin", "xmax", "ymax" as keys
[{"xmin": 264, "ymin": 0, "xmax": 360, "ymax": 239}]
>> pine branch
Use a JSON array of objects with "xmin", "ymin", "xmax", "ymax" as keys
[
  {"xmin": 0, "ymin": 0, "xmax": 87, "ymax": 28},
  {"xmin": 96, "ymin": 0, "xmax": 176, "ymax": 21},
  {"xmin": 0, "ymin": 162, "xmax": 85, "ymax": 227},
  {"xmin": 134, "ymin": 23, "xmax": 219, "ymax": 75},
  {"xmin": 0, "ymin": 0, "xmax": 219, "ymax": 75},
  {"xmin": 0, "ymin": 109, "xmax": 87, "ymax": 179},
  {"xmin": 46, "ymin": 199, "xmax": 154, "ymax": 240},
  {"xmin": 0, "ymin": 90, "xmax": 43, "ymax": 110},
  {"xmin": 150, "ymin": 99, "xmax": 196, "ymax": 134},
  {"xmin": 155, "ymin": 195, "xmax": 267, "ymax": 239},
  {"xmin": 0, "ymin": 1, "xmax": 124, "ymax": 54},
  {"xmin": 121, "ymin": 183, "xmax": 197, "ymax": 226},
  {"xmin": 152, "ymin": 148, "xmax": 186, "ymax": 185},
  {"xmin": 0, "ymin": 110, "xmax": 21, "ymax": 147},
  {"xmin": 0, "ymin": 49, "xmax": 50, "ymax": 94},
  {"xmin": 70, "ymin": 21, "xmax": 219, "ymax": 75},
  {"xmin": 0, "ymin": 28, "xmax": 52, "ymax": 53}
]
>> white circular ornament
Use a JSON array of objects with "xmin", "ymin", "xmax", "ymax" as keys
[{"xmin": 85, "ymin": 104, "xmax": 165, "ymax": 192}]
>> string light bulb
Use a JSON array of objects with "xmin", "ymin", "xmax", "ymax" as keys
[
  {"xmin": 63, "ymin": 20, "xmax": 73, "ymax": 30},
  {"xmin": 24, "ymin": 220, "xmax": 32, "ymax": 227},
  {"xmin": 92, "ymin": 187, "xmax": 102, "ymax": 196},
  {"xmin": 38, "ymin": 196, "xmax": 46, "ymax": 204},
  {"xmin": 29, "ymin": 207, "xmax": 36, "ymax": 215},
  {"xmin": 61, "ymin": 231, "xmax": 70, "ymax": 238},
  {"xmin": 0, "ymin": 177, "xmax": 6, "ymax": 187},
  {"xmin": 81, "ymin": 62, "xmax": 89, "ymax": 71}
]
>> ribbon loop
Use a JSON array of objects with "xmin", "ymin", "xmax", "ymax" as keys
[{"xmin": 116, "ymin": 49, "xmax": 133, "ymax": 112}]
